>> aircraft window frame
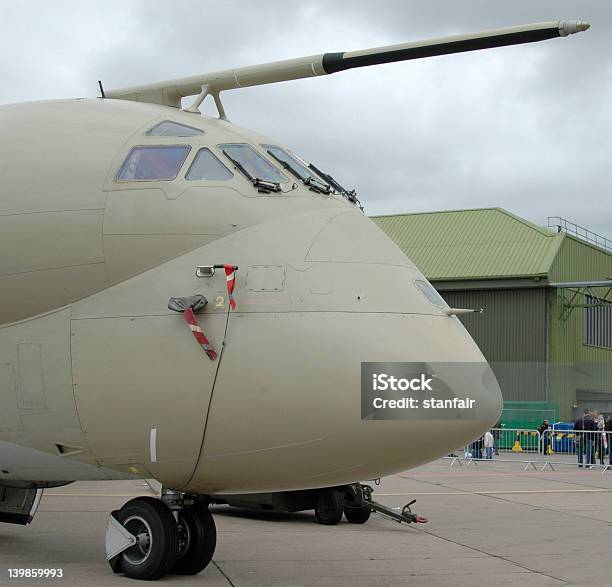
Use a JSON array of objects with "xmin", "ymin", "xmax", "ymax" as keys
[
  {"xmin": 185, "ymin": 148, "xmax": 234, "ymax": 181},
  {"xmin": 261, "ymin": 145, "xmax": 330, "ymax": 194},
  {"xmin": 218, "ymin": 143, "xmax": 288, "ymax": 184},
  {"xmin": 414, "ymin": 279, "xmax": 449, "ymax": 308},
  {"xmin": 116, "ymin": 145, "xmax": 192, "ymax": 182},
  {"xmin": 145, "ymin": 120, "xmax": 204, "ymax": 137}
]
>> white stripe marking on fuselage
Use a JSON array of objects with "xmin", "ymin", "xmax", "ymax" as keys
[{"xmin": 150, "ymin": 428, "xmax": 157, "ymax": 463}]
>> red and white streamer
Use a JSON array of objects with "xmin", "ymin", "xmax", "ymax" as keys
[
  {"xmin": 183, "ymin": 307, "xmax": 217, "ymax": 361},
  {"xmin": 224, "ymin": 265, "xmax": 237, "ymax": 310}
]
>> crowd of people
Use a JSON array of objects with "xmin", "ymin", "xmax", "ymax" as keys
[
  {"xmin": 571, "ymin": 409, "xmax": 612, "ymax": 467},
  {"xmin": 463, "ymin": 411, "xmax": 612, "ymax": 467}
]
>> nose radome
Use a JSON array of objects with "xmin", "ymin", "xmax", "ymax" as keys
[
  {"xmin": 303, "ymin": 209, "xmax": 504, "ymax": 465},
  {"xmin": 308, "ymin": 208, "xmax": 503, "ymax": 422},
  {"xmin": 475, "ymin": 360, "xmax": 504, "ymax": 426},
  {"xmin": 346, "ymin": 338, "xmax": 502, "ymax": 483}
]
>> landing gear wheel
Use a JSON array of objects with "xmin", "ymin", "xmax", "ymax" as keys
[
  {"xmin": 344, "ymin": 505, "xmax": 372, "ymax": 524},
  {"xmin": 171, "ymin": 503, "xmax": 217, "ymax": 575},
  {"xmin": 315, "ymin": 489, "xmax": 344, "ymax": 525},
  {"xmin": 114, "ymin": 496, "xmax": 179, "ymax": 580}
]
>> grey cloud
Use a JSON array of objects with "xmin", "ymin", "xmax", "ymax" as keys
[{"xmin": 0, "ymin": 0, "xmax": 610, "ymax": 239}]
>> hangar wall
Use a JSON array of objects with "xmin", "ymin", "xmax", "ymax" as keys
[
  {"xmin": 441, "ymin": 288, "xmax": 547, "ymax": 403},
  {"xmin": 548, "ymin": 236, "xmax": 612, "ymax": 418},
  {"xmin": 374, "ymin": 208, "xmax": 612, "ymax": 423}
]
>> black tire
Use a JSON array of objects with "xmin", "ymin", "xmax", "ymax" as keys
[
  {"xmin": 114, "ymin": 496, "xmax": 179, "ymax": 581},
  {"xmin": 344, "ymin": 505, "xmax": 372, "ymax": 524},
  {"xmin": 171, "ymin": 503, "xmax": 217, "ymax": 575},
  {"xmin": 315, "ymin": 489, "xmax": 344, "ymax": 525}
]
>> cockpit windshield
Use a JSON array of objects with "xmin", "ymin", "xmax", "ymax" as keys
[
  {"xmin": 116, "ymin": 145, "xmax": 191, "ymax": 181},
  {"xmin": 308, "ymin": 162, "xmax": 362, "ymax": 209},
  {"xmin": 261, "ymin": 144, "xmax": 362, "ymax": 207},
  {"xmin": 262, "ymin": 145, "xmax": 330, "ymax": 194},
  {"xmin": 219, "ymin": 144, "xmax": 287, "ymax": 184}
]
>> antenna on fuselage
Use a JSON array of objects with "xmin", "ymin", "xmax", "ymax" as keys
[{"xmin": 105, "ymin": 21, "xmax": 590, "ymax": 116}]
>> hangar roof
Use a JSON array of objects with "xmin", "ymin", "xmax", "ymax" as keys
[{"xmin": 372, "ymin": 208, "xmax": 612, "ymax": 283}]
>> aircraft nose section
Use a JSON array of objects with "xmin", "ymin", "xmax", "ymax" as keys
[
  {"xmin": 306, "ymin": 208, "xmax": 504, "ymax": 466},
  {"xmin": 356, "ymin": 314, "xmax": 504, "ymax": 471},
  {"xmin": 187, "ymin": 208, "xmax": 504, "ymax": 492}
]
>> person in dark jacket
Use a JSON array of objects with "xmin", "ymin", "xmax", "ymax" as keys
[
  {"xmin": 605, "ymin": 417, "xmax": 612, "ymax": 466},
  {"xmin": 574, "ymin": 409, "xmax": 596, "ymax": 468},
  {"xmin": 594, "ymin": 411, "xmax": 605, "ymax": 465},
  {"xmin": 537, "ymin": 420, "xmax": 550, "ymax": 455},
  {"xmin": 493, "ymin": 420, "xmax": 502, "ymax": 455},
  {"xmin": 470, "ymin": 436, "xmax": 484, "ymax": 459}
]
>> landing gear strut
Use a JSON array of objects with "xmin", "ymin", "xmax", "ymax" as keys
[{"xmin": 106, "ymin": 490, "xmax": 216, "ymax": 580}]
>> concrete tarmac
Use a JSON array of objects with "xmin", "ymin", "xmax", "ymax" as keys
[{"xmin": 1, "ymin": 459, "xmax": 611, "ymax": 586}]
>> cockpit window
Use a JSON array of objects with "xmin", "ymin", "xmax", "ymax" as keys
[
  {"xmin": 262, "ymin": 145, "xmax": 330, "ymax": 194},
  {"xmin": 186, "ymin": 148, "xmax": 233, "ymax": 181},
  {"xmin": 219, "ymin": 143, "xmax": 287, "ymax": 183},
  {"xmin": 146, "ymin": 121, "xmax": 204, "ymax": 137},
  {"xmin": 116, "ymin": 145, "xmax": 191, "ymax": 181},
  {"xmin": 414, "ymin": 280, "xmax": 449, "ymax": 308}
]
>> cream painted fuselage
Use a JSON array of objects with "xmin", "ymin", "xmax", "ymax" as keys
[{"xmin": 0, "ymin": 98, "xmax": 502, "ymax": 493}]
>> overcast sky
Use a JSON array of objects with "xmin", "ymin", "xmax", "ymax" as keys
[{"xmin": 1, "ymin": 1, "xmax": 610, "ymax": 239}]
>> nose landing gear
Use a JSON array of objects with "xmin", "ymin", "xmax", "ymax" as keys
[{"xmin": 106, "ymin": 490, "xmax": 217, "ymax": 580}]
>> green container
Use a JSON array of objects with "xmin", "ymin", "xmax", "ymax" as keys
[{"xmin": 501, "ymin": 401, "xmax": 559, "ymax": 430}]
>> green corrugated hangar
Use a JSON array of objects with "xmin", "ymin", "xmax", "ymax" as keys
[{"xmin": 373, "ymin": 208, "xmax": 612, "ymax": 427}]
